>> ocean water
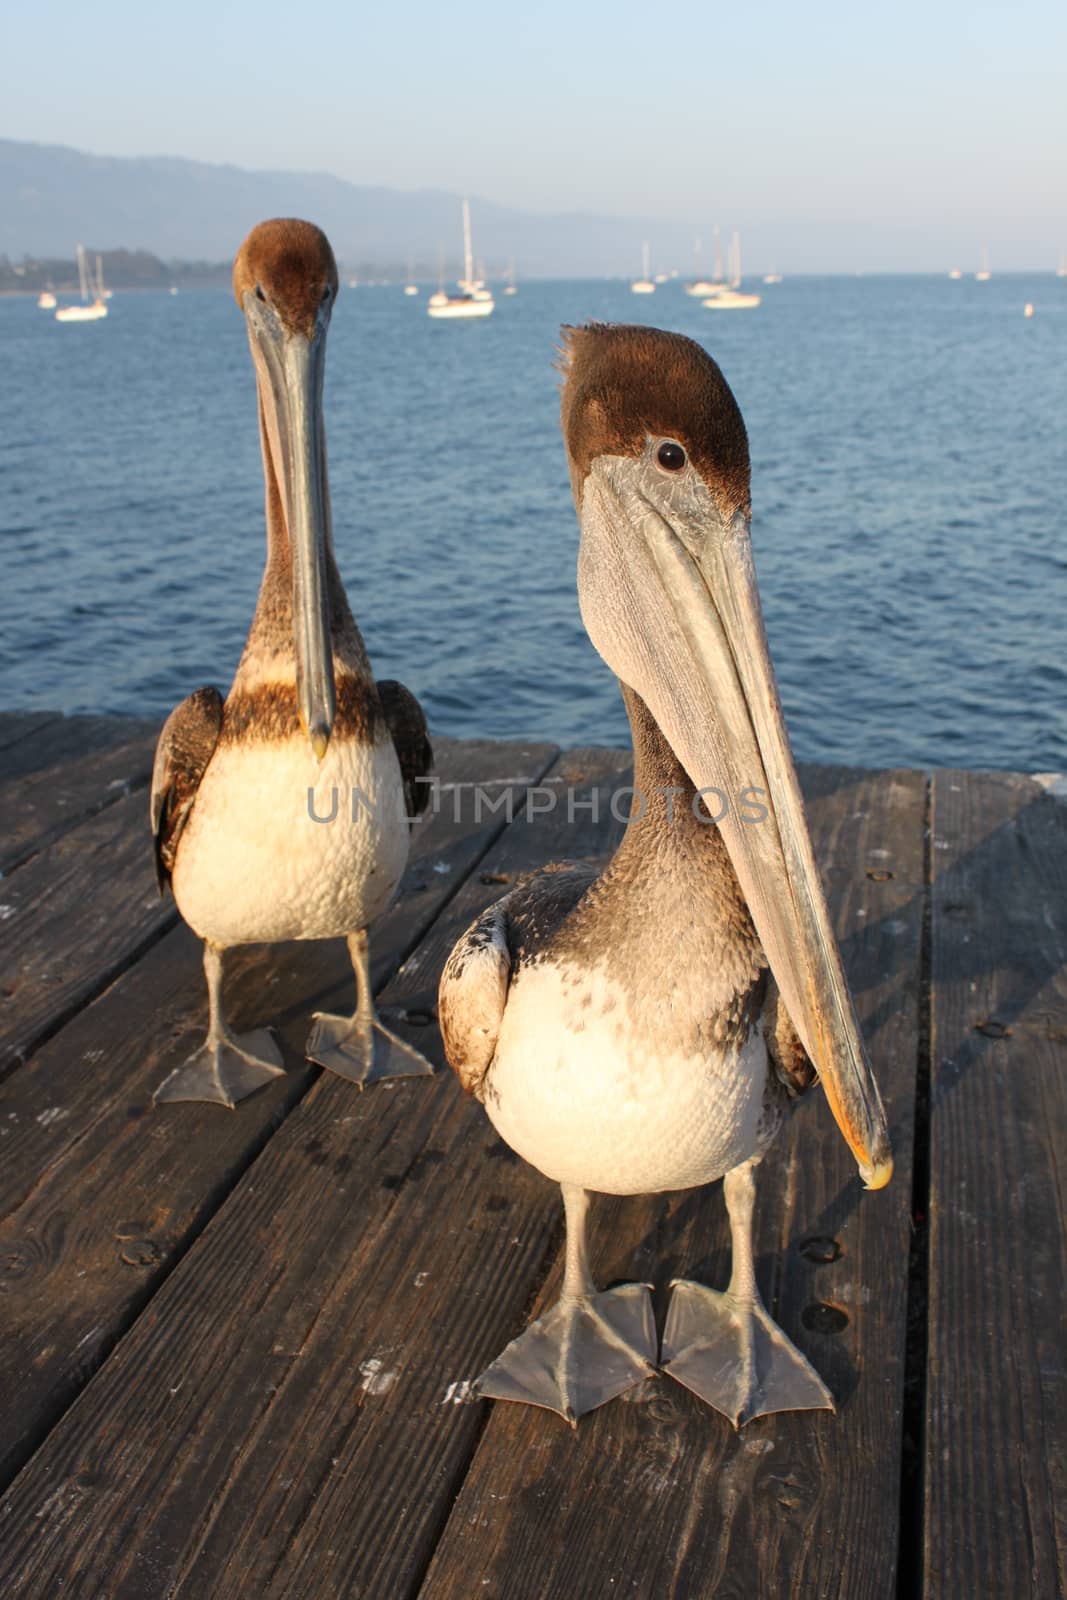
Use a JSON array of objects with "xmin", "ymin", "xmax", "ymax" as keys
[{"xmin": 1, "ymin": 274, "xmax": 1064, "ymax": 770}]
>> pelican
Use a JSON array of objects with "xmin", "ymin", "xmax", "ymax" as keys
[
  {"xmin": 439, "ymin": 324, "xmax": 891, "ymax": 1426},
  {"xmin": 151, "ymin": 219, "xmax": 433, "ymax": 1107}
]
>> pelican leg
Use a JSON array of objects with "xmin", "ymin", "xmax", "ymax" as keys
[
  {"xmin": 305, "ymin": 930, "xmax": 434, "ymax": 1087},
  {"xmin": 475, "ymin": 1184, "xmax": 657, "ymax": 1426},
  {"xmin": 661, "ymin": 1157, "xmax": 833, "ymax": 1427},
  {"xmin": 155, "ymin": 942, "xmax": 285, "ymax": 1109}
]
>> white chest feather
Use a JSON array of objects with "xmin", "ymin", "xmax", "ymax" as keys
[
  {"xmin": 172, "ymin": 734, "xmax": 409, "ymax": 946},
  {"xmin": 486, "ymin": 960, "xmax": 775, "ymax": 1195}
]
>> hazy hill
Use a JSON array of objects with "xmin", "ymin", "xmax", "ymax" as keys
[
  {"xmin": 6, "ymin": 137, "xmax": 1051, "ymax": 275},
  {"xmin": 0, "ymin": 138, "xmax": 709, "ymax": 278}
]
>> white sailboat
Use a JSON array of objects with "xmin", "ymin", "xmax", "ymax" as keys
[
  {"xmin": 703, "ymin": 231, "xmax": 760, "ymax": 310},
  {"xmin": 948, "ymin": 267, "xmax": 963, "ymax": 280},
  {"xmin": 688, "ymin": 226, "xmax": 727, "ymax": 297},
  {"xmin": 404, "ymin": 256, "xmax": 419, "ymax": 295},
  {"xmin": 762, "ymin": 267, "xmax": 783, "ymax": 284},
  {"xmin": 427, "ymin": 200, "xmax": 495, "ymax": 319},
  {"xmin": 55, "ymin": 244, "xmax": 108, "ymax": 322},
  {"xmin": 687, "ymin": 236, "xmax": 723, "ymax": 300},
  {"xmin": 631, "ymin": 240, "xmax": 655, "ymax": 294},
  {"xmin": 1056, "ymin": 252, "xmax": 1067, "ymax": 279},
  {"xmin": 504, "ymin": 258, "xmax": 518, "ymax": 296},
  {"xmin": 36, "ymin": 289, "xmax": 57, "ymax": 309},
  {"xmin": 975, "ymin": 248, "xmax": 991, "ymax": 282}
]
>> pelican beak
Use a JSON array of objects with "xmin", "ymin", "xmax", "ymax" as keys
[
  {"xmin": 576, "ymin": 449, "xmax": 892, "ymax": 1188},
  {"xmin": 244, "ymin": 294, "xmax": 335, "ymax": 759}
]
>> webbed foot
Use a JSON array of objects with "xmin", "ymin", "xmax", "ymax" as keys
[
  {"xmin": 305, "ymin": 1011, "xmax": 434, "ymax": 1087},
  {"xmin": 476, "ymin": 1284, "xmax": 657, "ymax": 1425},
  {"xmin": 661, "ymin": 1278, "xmax": 833, "ymax": 1427},
  {"xmin": 154, "ymin": 1029, "xmax": 285, "ymax": 1108}
]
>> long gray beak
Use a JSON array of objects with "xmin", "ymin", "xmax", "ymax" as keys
[
  {"xmin": 245, "ymin": 298, "xmax": 335, "ymax": 759},
  {"xmin": 577, "ymin": 451, "xmax": 892, "ymax": 1188}
]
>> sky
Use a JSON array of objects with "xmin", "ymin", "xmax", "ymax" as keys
[{"xmin": 3, "ymin": 0, "xmax": 1065, "ymax": 263}]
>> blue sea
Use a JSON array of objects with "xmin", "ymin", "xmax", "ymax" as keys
[{"xmin": 1, "ymin": 274, "xmax": 1064, "ymax": 770}]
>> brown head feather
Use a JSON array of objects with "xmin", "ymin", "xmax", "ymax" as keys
[
  {"xmin": 559, "ymin": 323, "xmax": 751, "ymax": 519},
  {"xmin": 232, "ymin": 218, "xmax": 339, "ymax": 339}
]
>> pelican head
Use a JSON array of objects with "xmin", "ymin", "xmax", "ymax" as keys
[
  {"xmin": 560, "ymin": 322, "xmax": 891, "ymax": 1189},
  {"xmin": 234, "ymin": 218, "xmax": 340, "ymax": 759}
]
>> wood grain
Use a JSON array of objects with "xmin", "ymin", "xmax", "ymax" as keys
[
  {"xmin": 420, "ymin": 766, "xmax": 927, "ymax": 1600},
  {"xmin": 4, "ymin": 744, "xmax": 1055, "ymax": 1599},
  {"xmin": 0, "ymin": 735, "xmax": 556, "ymax": 1500},
  {"xmin": 925, "ymin": 772, "xmax": 1067, "ymax": 1599},
  {"xmin": 0, "ymin": 716, "xmax": 159, "ymax": 876},
  {"xmin": 0, "ymin": 789, "xmax": 178, "ymax": 1079},
  {"xmin": 0, "ymin": 746, "xmax": 629, "ymax": 1600},
  {"xmin": 0, "ymin": 714, "xmax": 66, "ymax": 758}
]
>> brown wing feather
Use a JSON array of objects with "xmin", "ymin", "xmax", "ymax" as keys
[
  {"xmin": 377, "ymin": 679, "xmax": 433, "ymax": 821},
  {"xmin": 438, "ymin": 865, "xmax": 597, "ymax": 1101},
  {"xmin": 150, "ymin": 687, "xmax": 223, "ymax": 894},
  {"xmin": 438, "ymin": 900, "xmax": 512, "ymax": 1100},
  {"xmin": 762, "ymin": 978, "xmax": 817, "ymax": 1098}
]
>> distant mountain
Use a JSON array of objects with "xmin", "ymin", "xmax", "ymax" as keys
[
  {"xmin": 0, "ymin": 137, "xmax": 719, "ymax": 278},
  {"xmin": 3, "ymin": 138, "xmax": 1057, "ymax": 276}
]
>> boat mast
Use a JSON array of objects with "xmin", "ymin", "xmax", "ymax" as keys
[
  {"xmin": 76, "ymin": 243, "xmax": 89, "ymax": 302},
  {"xmin": 729, "ymin": 231, "xmax": 741, "ymax": 287},
  {"xmin": 462, "ymin": 199, "xmax": 474, "ymax": 289},
  {"xmin": 712, "ymin": 225, "xmax": 723, "ymax": 283}
]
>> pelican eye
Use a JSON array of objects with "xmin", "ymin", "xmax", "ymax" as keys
[
  {"xmin": 321, "ymin": 285, "xmax": 332, "ymax": 303},
  {"xmin": 656, "ymin": 440, "xmax": 688, "ymax": 473},
  {"xmin": 255, "ymin": 284, "xmax": 266, "ymax": 302}
]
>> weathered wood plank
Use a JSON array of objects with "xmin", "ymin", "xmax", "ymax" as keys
[
  {"xmin": 0, "ymin": 713, "xmax": 156, "ymax": 782},
  {"xmin": 0, "ymin": 746, "xmax": 629, "ymax": 1600},
  {"xmin": 0, "ymin": 714, "xmax": 65, "ymax": 758},
  {"xmin": 0, "ymin": 790, "xmax": 177, "ymax": 1080},
  {"xmin": 172, "ymin": 747, "xmax": 634, "ymax": 1600},
  {"xmin": 0, "ymin": 717, "xmax": 160, "ymax": 877},
  {"xmin": 0, "ymin": 736, "xmax": 557, "ymax": 1503},
  {"xmin": 925, "ymin": 772, "xmax": 1067, "ymax": 1599},
  {"xmin": 420, "ymin": 766, "xmax": 926, "ymax": 1600}
]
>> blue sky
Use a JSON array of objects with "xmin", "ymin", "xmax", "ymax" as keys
[{"xmin": 3, "ymin": 0, "xmax": 1065, "ymax": 261}]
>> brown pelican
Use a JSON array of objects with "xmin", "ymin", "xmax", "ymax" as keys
[
  {"xmin": 439, "ymin": 324, "xmax": 891, "ymax": 1426},
  {"xmin": 151, "ymin": 219, "xmax": 433, "ymax": 1107}
]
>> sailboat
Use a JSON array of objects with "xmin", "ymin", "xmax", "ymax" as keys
[
  {"xmin": 404, "ymin": 256, "xmax": 419, "ymax": 295},
  {"xmin": 36, "ymin": 289, "xmax": 57, "ymax": 309},
  {"xmin": 948, "ymin": 267, "xmax": 963, "ymax": 280},
  {"xmin": 1056, "ymin": 252, "xmax": 1067, "ymax": 279},
  {"xmin": 685, "ymin": 235, "xmax": 720, "ymax": 297},
  {"xmin": 690, "ymin": 225, "xmax": 729, "ymax": 299},
  {"xmin": 631, "ymin": 240, "xmax": 655, "ymax": 294},
  {"xmin": 975, "ymin": 248, "xmax": 991, "ymax": 282},
  {"xmin": 703, "ymin": 231, "xmax": 760, "ymax": 310},
  {"xmin": 427, "ymin": 200, "xmax": 494, "ymax": 319},
  {"xmin": 55, "ymin": 244, "xmax": 108, "ymax": 322},
  {"xmin": 762, "ymin": 267, "xmax": 783, "ymax": 284},
  {"xmin": 504, "ymin": 258, "xmax": 518, "ymax": 296}
]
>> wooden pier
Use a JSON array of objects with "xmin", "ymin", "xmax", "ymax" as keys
[{"xmin": 0, "ymin": 711, "xmax": 1063, "ymax": 1598}]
